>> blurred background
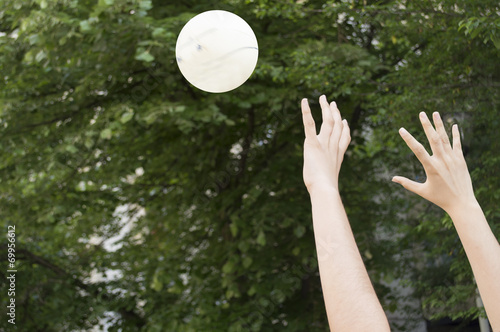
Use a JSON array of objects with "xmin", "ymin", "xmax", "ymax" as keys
[{"xmin": 0, "ymin": 0, "xmax": 499, "ymax": 331}]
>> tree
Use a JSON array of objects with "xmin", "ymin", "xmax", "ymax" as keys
[{"xmin": 1, "ymin": 0, "xmax": 498, "ymax": 331}]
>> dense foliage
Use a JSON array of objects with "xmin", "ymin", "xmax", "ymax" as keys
[{"xmin": 1, "ymin": 0, "xmax": 498, "ymax": 331}]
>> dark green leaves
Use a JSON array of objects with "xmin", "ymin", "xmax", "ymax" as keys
[{"xmin": 1, "ymin": 0, "xmax": 498, "ymax": 331}]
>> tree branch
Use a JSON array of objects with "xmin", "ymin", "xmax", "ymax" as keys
[
  {"xmin": 0, "ymin": 244, "xmax": 146, "ymax": 329},
  {"xmin": 234, "ymin": 108, "xmax": 256, "ymax": 187}
]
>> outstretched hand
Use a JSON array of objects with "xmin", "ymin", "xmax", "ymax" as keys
[
  {"xmin": 392, "ymin": 112, "xmax": 476, "ymax": 214},
  {"xmin": 302, "ymin": 95, "xmax": 351, "ymax": 193}
]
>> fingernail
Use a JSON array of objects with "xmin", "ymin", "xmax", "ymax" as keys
[
  {"xmin": 419, "ymin": 112, "xmax": 427, "ymax": 119},
  {"xmin": 399, "ymin": 127, "xmax": 408, "ymax": 135},
  {"xmin": 320, "ymin": 95, "xmax": 326, "ymax": 102}
]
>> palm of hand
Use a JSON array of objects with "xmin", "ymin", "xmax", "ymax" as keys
[{"xmin": 393, "ymin": 112, "xmax": 475, "ymax": 213}]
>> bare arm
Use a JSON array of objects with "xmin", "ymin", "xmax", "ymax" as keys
[
  {"xmin": 393, "ymin": 112, "xmax": 500, "ymax": 330},
  {"xmin": 301, "ymin": 95, "xmax": 390, "ymax": 331}
]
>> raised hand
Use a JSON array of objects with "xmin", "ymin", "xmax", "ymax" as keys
[
  {"xmin": 301, "ymin": 95, "xmax": 390, "ymax": 331},
  {"xmin": 301, "ymin": 95, "xmax": 350, "ymax": 193},
  {"xmin": 393, "ymin": 113, "xmax": 500, "ymax": 330},
  {"xmin": 392, "ymin": 112, "xmax": 476, "ymax": 214}
]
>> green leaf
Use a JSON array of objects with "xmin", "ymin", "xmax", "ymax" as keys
[
  {"xmin": 143, "ymin": 112, "xmax": 159, "ymax": 125},
  {"xmin": 469, "ymin": 28, "xmax": 481, "ymax": 39},
  {"xmin": 139, "ymin": 0, "xmax": 152, "ymax": 10},
  {"xmin": 222, "ymin": 261, "xmax": 235, "ymax": 274},
  {"xmin": 135, "ymin": 50, "xmax": 155, "ymax": 62},
  {"xmin": 151, "ymin": 274, "xmax": 163, "ymax": 292},
  {"xmin": 152, "ymin": 28, "xmax": 166, "ymax": 39},
  {"xmin": 100, "ymin": 128, "xmax": 112, "ymax": 140},
  {"xmin": 23, "ymin": 50, "xmax": 35, "ymax": 63},
  {"xmin": 166, "ymin": 284, "xmax": 182, "ymax": 294},
  {"xmin": 238, "ymin": 101, "xmax": 252, "ymax": 109},
  {"xmin": 229, "ymin": 223, "xmax": 238, "ymax": 237},
  {"xmin": 79, "ymin": 20, "xmax": 91, "ymax": 32},
  {"xmin": 29, "ymin": 34, "xmax": 39, "ymax": 45},
  {"xmin": 242, "ymin": 256, "xmax": 252, "ymax": 268},
  {"xmin": 247, "ymin": 285, "xmax": 257, "ymax": 296},
  {"xmin": 238, "ymin": 241, "xmax": 250, "ymax": 253},
  {"xmin": 225, "ymin": 289, "xmax": 234, "ymax": 299},
  {"xmin": 120, "ymin": 110, "xmax": 134, "ymax": 123},
  {"xmin": 491, "ymin": 35, "xmax": 500, "ymax": 49},
  {"xmin": 35, "ymin": 50, "xmax": 46, "ymax": 63},
  {"xmin": 256, "ymin": 230, "xmax": 266, "ymax": 246},
  {"xmin": 65, "ymin": 145, "xmax": 78, "ymax": 154},
  {"xmin": 84, "ymin": 138, "xmax": 94, "ymax": 149}
]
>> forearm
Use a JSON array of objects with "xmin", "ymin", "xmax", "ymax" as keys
[
  {"xmin": 448, "ymin": 200, "xmax": 500, "ymax": 330},
  {"xmin": 309, "ymin": 188, "xmax": 390, "ymax": 332}
]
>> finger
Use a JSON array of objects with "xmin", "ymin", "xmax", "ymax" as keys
[
  {"xmin": 392, "ymin": 176, "xmax": 424, "ymax": 195},
  {"xmin": 452, "ymin": 124, "xmax": 463, "ymax": 155},
  {"xmin": 432, "ymin": 112, "xmax": 452, "ymax": 151},
  {"xmin": 330, "ymin": 101, "xmax": 343, "ymax": 146},
  {"xmin": 301, "ymin": 98, "xmax": 318, "ymax": 140},
  {"xmin": 318, "ymin": 95, "xmax": 334, "ymax": 142},
  {"xmin": 399, "ymin": 127, "xmax": 432, "ymax": 168},
  {"xmin": 419, "ymin": 112, "xmax": 444, "ymax": 156},
  {"xmin": 338, "ymin": 119, "xmax": 351, "ymax": 155},
  {"xmin": 337, "ymin": 119, "xmax": 351, "ymax": 169}
]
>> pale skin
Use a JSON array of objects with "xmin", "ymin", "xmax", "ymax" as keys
[
  {"xmin": 301, "ymin": 95, "xmax": 390, "ymax": 331},
  {"xmin": 392, "ymin": 112, "xmax": 500, "ymax": 331},
  {"xmin": 302, "ymin": 96, "xmax": 500, "ymax": 331}
]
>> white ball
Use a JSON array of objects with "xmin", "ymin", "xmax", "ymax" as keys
[{"xmin": 175, "ymin": 10, "xmax": 259, "ymax": 93}]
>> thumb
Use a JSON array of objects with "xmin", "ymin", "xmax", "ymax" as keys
[{"xmin": 392, "ymin": 176, "xmax": 423, "ymax": 195}]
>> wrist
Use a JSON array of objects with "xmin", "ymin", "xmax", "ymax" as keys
[
  {"xmin": 446, "ymin": 198, "xmax": 482, "ymax": 220},
  {"xmin": 307, "ymin": 185, "xmax": 340, "ymax": 199}
]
